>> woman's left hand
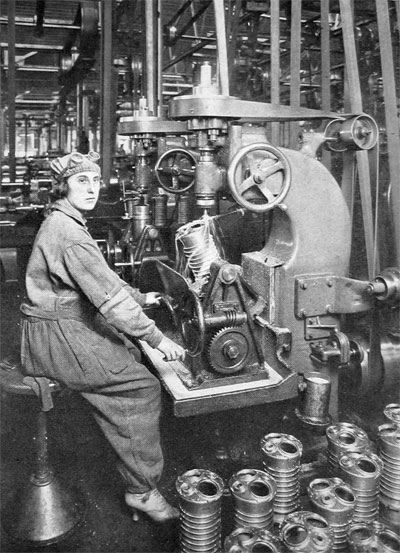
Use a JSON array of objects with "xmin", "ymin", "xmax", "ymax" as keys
[{"xmin": 145, "ymin": 292, "xmax": 162, "ymax": 307}]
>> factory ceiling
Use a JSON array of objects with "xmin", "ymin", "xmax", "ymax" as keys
[{"xmin": 0, "ymin": 0, "xmax": 387, "ymax": 125}]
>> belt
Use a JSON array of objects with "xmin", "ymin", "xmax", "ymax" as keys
[{"xmin": 20, "ymin": 301, "xmax": 96, "ymax": 322}]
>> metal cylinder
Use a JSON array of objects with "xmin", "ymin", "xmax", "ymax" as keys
[
  {"xmin": 229, "ymin": 469, "xmax": 276, "ymax": 531},
  {"xmin": 131, "ymin": 202, "xmax": 151, "ymax": 240},
  {"xmin": 378, "ymin": 423, "xmax": 400, "ymax": 514},
  {"xmin": 260, "ymin": 433, "xmax": 303, "ymax": 523},
  {"xmin": 326, "ymin": 423, "xmax": 370, "ymax": 476},
  {"xmin": 307, "ymin": 477, "xmax": 357, "ymax": 552},
  {"xmin": 280, "ymin": 511, "xmax": 334, "ymax": 553},
  {"xmin": 337, "ymin": 451, "xmax": 383, "ymax": 522},
  {"xmin": 296, "ymin": 371, "xmax": 332, "ymax": 427},
  {"xmin": 152, "ymin": 193, "xmax": 168, "ymax": 228},
  {"xmin": 347, "ymin": 521, "xmax": 400, "ymax": 553},
  {"xmin": 176, "ymin": 469, "xmax": 224, "ymax": 553},
  {"xmin": 224, "ymin": 527, "xmax": 283, "ymax": 553},
  {"xmin": 177, "ymin": 193, "xmax": 191, "ymax": 226},
  {"xmin": 176, "ymin": 218, "xmax": 221, "ymax": 289}
]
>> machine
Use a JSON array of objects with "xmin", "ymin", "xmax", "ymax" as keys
[{"xmin": 101, "ymin": 56, "xmax": 399, "ymax": 417}]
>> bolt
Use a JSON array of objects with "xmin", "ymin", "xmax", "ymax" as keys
[
  {"xmin": 326, "ymin": 305, "xmax": 333, "ymax": 314},
  {"xmin": 299, "ymin": 280, "xmax": 308, "ymax": 290},
  {"xmin": 326, "ymin": 278, "xmax": 333, "ymax": 287},
  {"xmin": 300, "ymin": 309, "xmax": 307, "ymax": 318},
  {"xmin": 221, "ymin": 265, "xmax": 237, "ymax": 283},
  {"xmin": 224, "ymin": 343, "xmax": 239, "ymax": 359}
]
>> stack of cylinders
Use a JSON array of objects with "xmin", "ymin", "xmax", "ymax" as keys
[
  {"xmin": 224, "ymin": 527, "xmax": 283, "ymax": 553},
  {"xmin": 377, "ymin": 423, "xmax": 400, "ymax": 529},
  {"xmin": 152, "ymin": 194, "xmax": 168, "ymax": 228},
  {"xmin": 176, "ymin": 469, "xmax": 224, "ymax": 553},
  {"xmin": 307, "ymin": 477, "xmax": 356, "ymax": 552},
  {"xmin": 347, "ymin": 521, "xmax": 400, "ymax": 552},
  {"xmin": 177, "ymin": 194, "xmax": 191, "ymax": 225},
  {"xmin": 326, "ymin": 423, "xmax": 370, "ymax": 475},
  {"xmin": 279, "ymin": 511, "xmax": 334, "ymax": 553},
  {"xmin": 260, "ymin": 433, "xmax": 303, "ymax": 522},
  {"xmin": 337, "ymin": 451, "xmax": 383, "ymax": 522},
  {"xmin": 228, "ymin": 469, "xmax": 276, "ymax": 531}
]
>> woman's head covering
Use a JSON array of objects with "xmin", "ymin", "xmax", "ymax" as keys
[{"xmin": 50, "ymin": 152, "xmax": 101, "ymax": 180}]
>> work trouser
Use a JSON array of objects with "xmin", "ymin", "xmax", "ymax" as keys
[
  {"xmin": 81, "ymin": 363, "xmax": 163, "ymax": 493},
  {"xmin": 21, "ymin": 310, "xmax": 164, "ymax": 493}
]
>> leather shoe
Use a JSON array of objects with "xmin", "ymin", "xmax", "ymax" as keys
[{"xmin": 125, "ymin": 488, "xmax": 179, "ymax": 522}]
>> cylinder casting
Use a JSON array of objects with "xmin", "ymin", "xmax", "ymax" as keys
[
  {"xmin": 279, "ymin": 510, "xmax": 334, "ymax": 553},
  {"xmin": 224, "ymin": 527, "xmax": 283, "ymax": 553},
  {"xmin": 337, "ymin": 451, "xmax": 383, "ymax": 523},
  {"xmin": 326, "ymin": 422, "xmax": 370, "ymax": 476},
  {"xmin": 229, "ymin": 468, "xmax": 276, "ymax": 531},
  {"xmin": 176, "ymin": 468, "xmax": 225, "ymax": 553},
  {"xmin": 260, "ymin": 433, "xmax": 303, "ymax": 522},
  {"xmin": 383, "ymin": 404, "xmax": 400, "ymax": 428},
  {"xmin": 307, "ymin": 477, "xmax": 357, "ymax": 551},
  {"xmin": 347, "ymin": 521, "xmax": 400, "ymax": 553},
  {"xmin": 378, "ymin": 423, "xmax": 400, "ymax": 526}
]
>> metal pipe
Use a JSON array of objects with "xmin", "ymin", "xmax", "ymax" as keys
[
  {"xmin": 7, "ymin": 0, "xmax": 16, "ymax": 181},
  {"xmin": 145, "ymin": 0, "xmax": 157, "ymax": 116},
  {"xmin": 100, "ymin": 0, "xmax": 113, "ymax": 184},
  {"xmin": 213, "ymin": 0, "xmax": 230, "ymax": 96},
  {"xmin": 157, "ymin": 0, "xmax": 163, "ymax": 117}
]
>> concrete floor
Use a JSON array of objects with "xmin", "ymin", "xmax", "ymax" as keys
[{"xmin": 1, "ymin": 281, "xmax": 398, "ymax": 553}]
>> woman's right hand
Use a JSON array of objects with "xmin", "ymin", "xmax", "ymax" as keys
[{"xmin": 156, "ymin": 336, "xmax": 186, "ymax": 362}]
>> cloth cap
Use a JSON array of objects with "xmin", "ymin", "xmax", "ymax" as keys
[{"xmin": 50, "ymin": 152, "xmax": 101, "ymax": 179}]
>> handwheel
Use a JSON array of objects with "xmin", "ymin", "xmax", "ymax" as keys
[
  {"xmin": 178, "ymin": 288, "xmax": 206, "ymax": 357},
  {"xmin": 227, "ymin": 143, "xmax": 291, "ymax": 212},
  {"xmin": 155, "ymin": 148, "xmax": 197, "ymax": 194}
]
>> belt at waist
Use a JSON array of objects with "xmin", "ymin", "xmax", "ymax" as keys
[{"xmin": 20, "ymin": 302, "xmax": 96, "ymax": 321}]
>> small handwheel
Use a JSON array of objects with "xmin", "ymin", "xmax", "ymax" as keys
[
  {"xmin": 155, "ymin": 148, "xmax": 197, "ymax": 194},
  {"xmin": 227, "ymin": 143, "xmax": 291, "ymax": 213},
  {"xmin": 178, "ymin": 288, "xmax": 206, "ymax": 357}
]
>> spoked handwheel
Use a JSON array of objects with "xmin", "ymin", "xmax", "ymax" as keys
[
  {"xmin": 155, "ymin": 148, "xmax": 197, "ymax": 194},
  {"xmin": 178, "ymin": 288, "xmax": 206, "ymax": 357},
  {"xmin": 227, "ymin": 143, "xmax": 291, "ymax": 212}
]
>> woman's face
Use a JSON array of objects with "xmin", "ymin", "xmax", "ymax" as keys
[{"xmin": 66, "ymin": 170, "xmax": 101, "ymax": 213}]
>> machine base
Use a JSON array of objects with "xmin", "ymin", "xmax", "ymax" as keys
[{"xmin": 140, "ymin": 341, "xmax": 287, "ymax": 416}]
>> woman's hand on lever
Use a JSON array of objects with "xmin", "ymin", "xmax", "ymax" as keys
[{"xmin": 157, "ymin": 336, "xmax": 186, "ymax": 362}]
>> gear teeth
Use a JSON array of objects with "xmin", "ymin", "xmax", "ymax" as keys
[{"xmin": 207, "ymin": 327, "xmax": 249, "ymax": 375}]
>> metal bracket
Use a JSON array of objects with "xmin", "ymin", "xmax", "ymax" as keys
[{"xmin": 295, "ymin": 275, "xmax": 373, "ymax": 318}]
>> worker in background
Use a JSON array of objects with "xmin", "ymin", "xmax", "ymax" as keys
[{"xmin": 20, "ymin": 151, "xmax": 185, "ymax": 523}]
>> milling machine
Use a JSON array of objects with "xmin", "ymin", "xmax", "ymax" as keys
[{"xmin": 112, "ymin": 63, "xmax": 399, "ymax": 417}]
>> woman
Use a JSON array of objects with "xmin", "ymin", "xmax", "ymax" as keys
[{"xmin": 20, "ymin": 151, "xmax": 185, "ymax": 522}]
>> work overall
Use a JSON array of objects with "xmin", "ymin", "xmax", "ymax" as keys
[{"xmin": 20, "ymin": 198, "xmax": 165, "ymax": 493}]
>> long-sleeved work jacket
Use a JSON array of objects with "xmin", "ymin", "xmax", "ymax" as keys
[{"xmin": 20, "ymin": 198, "xmax": 164, "ymax": 390}]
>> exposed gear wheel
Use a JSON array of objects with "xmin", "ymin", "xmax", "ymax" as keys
[{"xmin": 208, "ymin": 327, "xmax": 250, "ymax": 375}]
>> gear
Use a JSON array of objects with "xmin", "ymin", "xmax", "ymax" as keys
[{"xmin": 207, "ymin": 327, "xmax": 250, "ymax": 375}]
